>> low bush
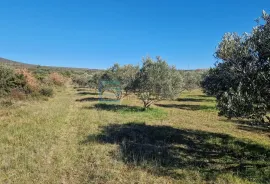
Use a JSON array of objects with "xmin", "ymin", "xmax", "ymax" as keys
[
  {"xmin": 48, "ymin": 72, "xmax": 66, "ymax": 86},
  {"xmin": 0, "ymin": 99, "xmax": 14, "ymax": 107},
  {"xmin": 72, "ymin": 74, "xmax": 90, "ymax": 87},
  {"xmin": 10, "ymin": 88, "xmax": 27, "ymax": 100},
  {"xmin": 0, "ymin": 65, "xmax": 57, "ymax": 101},
  {"xmin": 0, "ymin": 65, "xmax": 17, "ymax": 96},
  {"xmin": 39, "ymin": 87, "xmax": 54, "ymax": 97},
  {"xmin": 15, "ymin": 68, "xmax": 39, "ymax": 93}
]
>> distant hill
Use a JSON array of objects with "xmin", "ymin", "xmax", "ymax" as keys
[
  {"xmin": 0, "ymin": 57, "xmax": 38, "ymax": 68},
  {"xmin": 0, "ymin": 57, "xmax": 208, "ymax": 73},
  {"xmin": 0, "ymin": 57, "xmax": 101, "ymax": 73}
]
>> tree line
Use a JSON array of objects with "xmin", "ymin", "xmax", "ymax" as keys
[{"xmin": 72, "ymin": 57, "xmax": 205, "ymax": 109}]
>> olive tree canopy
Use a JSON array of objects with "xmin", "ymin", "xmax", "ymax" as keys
[
  {"xmin": 133, "ymin": 56, "xmax": 183, "ymax": 108},
  {"xmin": 201, "ymin": 11, "xmax": 270, "ymax": 122}
]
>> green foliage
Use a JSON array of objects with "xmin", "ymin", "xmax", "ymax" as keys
[
  {"xmin": 201, "ymin": 11, "xmax": 270, "ymax": 122},
  {"xmin": 117, "ymin": 64, "xmax": 139, "ymax": 96},
  {"xmin": 181, "ymin": 70, "xmax": 205, "ymax": 91},
  {"xmin": 33, "ymin": 68, "xmax": 51, "ymax": 81},
  {"xmin": 0, "ymin": 65, "xmax": 16, "ymax": 96},
  {"xmin": 94, "ymin": 103, "xmax": 167, "ymax": 119},
  {"xmin": 88, "ymin": 72, "xmax": 104, "ymax": 90},
  {"xmin": 0, "ymin": 64, "xmax": 59, "ymax": 100},
  {"xmin": 0, "ymin": 65, "xmax": 28, "ymax": 97},
  {"xmin": 98, "ymin": 64, "xmax": 139, "ymax": 99},
  {"xmin": 133, "ymin": 56, "xmax": 184, "ymax": 108},
  {"xmin": 39, "ymin": 87, "xmax": 54, "ymax": 97},
  {"xmin": 72, "ymin": 74, "xmax": 91, "ymax": 87}
]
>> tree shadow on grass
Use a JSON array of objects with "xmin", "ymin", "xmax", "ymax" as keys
[
  {"xmin": 223, "ymin": 119, "xmax": 270, "ymax": 135},
  {"xmin": 77, "ymin": 92, "xmax": 99, "ymax": 96},
  {"xmin": 91, "ymin": 103, "xmax": 146, "ymax": 112},
  {"xmin": 83, "ymin": 122, "xmax": 270, "ymax": 183},
  {"xmin": 188, "ymin": 94, "xmax": 213, "ymax": 98},
  {"xmin": 76, "ymin": 88, "xmax": 90, "ymax": 91},
  {"xmin": 177, "ymin": 97, "xmax": 215, "ymax": 102},
  {"xmin": 156, "ymin": 104, "xmax": 216, "ymax": 111},
  {"xmin": 76, "ymin": 97, "xmax": 105, "ymax": 102}
]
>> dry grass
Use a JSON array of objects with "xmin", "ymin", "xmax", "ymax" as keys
[{"xmin": 0, "ymin": 87, "xmax": 269, "ymax": 184}]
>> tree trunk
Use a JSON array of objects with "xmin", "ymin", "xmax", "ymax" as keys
[
  {"xmin": 265, "ymin": 115, "xmax": 270, "ymax": 123},
  {"xmin": 143, "ymin": 100, "xmax": 153, "ymax": 110}
]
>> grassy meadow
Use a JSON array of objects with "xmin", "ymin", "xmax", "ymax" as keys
[{"xmin": 0, "ymin": 86, "xmax": 269, "ymax": 184}]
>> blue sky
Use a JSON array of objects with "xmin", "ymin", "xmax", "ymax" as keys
[{"xmin": 0, "ymin": 0, "xmax": 269, "ymax": 69}]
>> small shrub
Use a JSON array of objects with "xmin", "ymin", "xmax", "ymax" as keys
[
  {"xmin": 0, "ymin": 99, "xmax": 14, "ymax": 107},
  {"xmin": 72, "ymin": 74, "xmax": 90, "ymax": 87},
  {"xmin": 15, "ymin": 68, "xmax": 39, "ymax": 93},
  {"xmin": 33, "ymin": 68, "xmax": 50, "ymax": 82},
  {"xmin": 0, "ymin": 65, "xmax": 17, "ymax": 96},
  {"xmin": 49, "ymin": 72, "xmax": 66, "ymax": 86},
  {"xmin": 39, "ymin": 87, "xmax": 54, "ymax": 97},
  {"xmin": 10, "ymin": 88, "xmax": 27, "ymax": 100}
]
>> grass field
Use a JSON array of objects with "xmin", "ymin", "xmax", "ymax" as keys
[{"xmin": 0, "ymin": 86, "xmax": 269, "ymax": 184}]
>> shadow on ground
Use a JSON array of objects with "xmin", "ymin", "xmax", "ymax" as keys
[
  {"xmin": 156, "ymin": 104, "xmax": 216, "ymax": 111},
  {"xmin": 224, "ymin": 119, "xmax": 270, "ymax": 135},
  {"xmin": 83, "ymin": 122, "xmax": 270, "ymax": 183},
  {"xmin": 76, "ymin": 97, "xmax": 103, "ymax": 102},
  {"xmin": 177, "ymin": 97, "xmax": 215, "ymax": 102},
  {"xmin": 75, "ymin": 88, "xmax": 95, "ymax": 92},
  {"xmin": 90, "ymin": 103, "xmax": 146, "ymax": 112},
  {"xmin": 188, "ymin": 94, "xmax": 213, "ymax": 98},
  {"xmin": 77, "ymin": 92, "xmax": 99, "ymax": 96}
]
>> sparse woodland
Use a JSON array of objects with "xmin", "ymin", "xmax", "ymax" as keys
[{"xmin": 0, "ymin": 11, "xmax": 269, "ymax": 184}]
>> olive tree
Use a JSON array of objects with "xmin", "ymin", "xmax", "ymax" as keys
[
  {"xmin": 181, "ymin": 70, "xmax": 205, "ymax": 91},
  {"xmin": 99, "ymin": 63, "xmax": 139, "ymax": 99},
  {"xmin": 132, "ymin": 56, "xmax": 183, "ymax": 109},
  {"xmin": 119, "ymin": 64, "xmax": 139, "ymax": 96},
  {"xmin": 72, "ymin": 74, "xmax": 92, "ymax": 87},
  {"xmin": 88, "ymin": 72, "xmax": 104, "ymax": 92},
  {"xmin": 201, "ymin": 11, "xmax": 270, "ymax": 122}
]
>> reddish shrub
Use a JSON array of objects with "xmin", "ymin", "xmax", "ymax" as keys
[
  {"xmin": 49, "ymin": 72, "xmax": 66, "ymax": 86},
  {"xmin": 15, "ymin": 69, "xmax": 39, "ymax": 93}
]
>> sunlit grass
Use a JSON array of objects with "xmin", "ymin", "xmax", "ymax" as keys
[{"xmin": 0, "ymin": 87, "xmax": 269, "ymax": 184}]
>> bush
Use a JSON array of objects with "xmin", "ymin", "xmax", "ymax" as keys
[
  {"xmin": 33, "ymin": 68, "xmax": 50, "ymax": 82},
  {"xmin": 15, "ymin": 68, "xmax": 39, "ymax": 93},
  {"xmin": 72, "ymin": 74, "xmax": 90, "ymax": 87},
  {"xmin": 0, "ymin": 65, "xmax": 57, "ymax": 101},
  {"xmin": 0, "ymin": 65, "xmax": 17, "ymax": 96},
  {"xmin": 0, "ymin": 99, "xmax": 14, "ymax": 107},
  {"xmin": 10, "ymin": 88, "xmax": 27, "ymax": 100},
  {"xmin": 39, "ymin": 87, "xmax": 54, "ymax": 97},
  {"xmin": 48, "ymin": 72, "xmax": 66, "ymax": 86}
]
